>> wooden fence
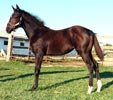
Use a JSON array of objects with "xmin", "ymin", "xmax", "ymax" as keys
[{"xmin": 6, "ymin": 34, "xmax": 113, "ymax": 62}]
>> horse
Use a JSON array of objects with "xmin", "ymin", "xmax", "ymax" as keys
[{"xmin": 6, "ymin": 5, "xmax": 104, "ymax": 94}]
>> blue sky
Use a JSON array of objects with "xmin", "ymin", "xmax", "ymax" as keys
[{"xmin": 0, "ymin": 0, "xmax": 113, "ymax": 36}]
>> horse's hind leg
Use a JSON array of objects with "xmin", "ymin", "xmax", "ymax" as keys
[
  {"xmin": 80, "ymin": 52, "xmax": 94, "ymax": 94},
  {"xmin": 90, "ymin": 55, "xmax": 102, "ymax": 92}
]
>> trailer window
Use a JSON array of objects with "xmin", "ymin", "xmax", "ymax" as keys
[
  {"xmin": 4, "ymin": 41, "xmax": 8, "ymax": 45},
  {"xmin": 20, "ymin": 42, "xmax": 24, "ymax": 46}
]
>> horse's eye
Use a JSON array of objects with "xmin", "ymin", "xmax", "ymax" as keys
[
  {"xmin": 11, "ymin": 14, "xmax": 20, "ymax": 19},
  {"xmin": 14, "ymin": 15, "xmax": 20, "ymax": 18}
]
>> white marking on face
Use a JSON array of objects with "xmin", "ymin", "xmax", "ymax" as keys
[{"xmin": 15, "ymin": 22, "xmax": 20, "ymax": 26}]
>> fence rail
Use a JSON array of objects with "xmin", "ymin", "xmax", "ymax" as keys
[{"xmin": 13, "ymin": 46, "xmax": 29, "ymax": 49}]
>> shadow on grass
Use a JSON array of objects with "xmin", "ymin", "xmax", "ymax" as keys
[
  {"xmin": 0, "ymin": 68, "xmax": 10, "ymax": 70},
  {"xmin": 40, "ymin": 69, "xmax": 84, "ymax": 75},
  {"xmin": 0, "ymin": 69, "xmax": 84, "ymax": 82},
  {"xmin": 0, "ymin": 74, "xmax": 14, "ymax": 78},
  {"xmin": 101, "ymin": 71, "xmax": 113, "ymax": 78},
  {"xmin": 100, "ymin": 71, "xmax": 113, "ymax": 90},
  {"xmin": 40, "ymin": 76, "xmax": 88, "ymax": 90},
  {"xmin": 0, "ymin": 73, "xmax": 34, "ymax": 82},
  {"xmin": 41, "ymin": 71, "xmax": 113, "ymax": 91},
  {"xmin": 1, "ymin": 70, "xmax": 113, "ymax": 91}
]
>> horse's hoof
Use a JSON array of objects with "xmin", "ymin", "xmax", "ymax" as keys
[
  {"xmin": 87, "ymin": 86, "xmax": 93, "ymax": 94},
  {"xmin": 32, "ymin": 86, "xmax": 37, "ymax": 91}
]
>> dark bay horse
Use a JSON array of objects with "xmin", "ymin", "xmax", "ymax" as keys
[{"xmin": 6, "ymin": 5, "xmax": 104, "ymax": 94}]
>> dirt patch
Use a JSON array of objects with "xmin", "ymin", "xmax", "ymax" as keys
[
  {"xmin": 42, "ymin": 60, "xmax": 85, "ymax": 67},
  {"xmin": 28, "ymin": 57, "xmax": 113, "ymax": 67}
]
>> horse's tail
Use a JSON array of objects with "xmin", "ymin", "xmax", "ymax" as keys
[{"xmin": 93, "ymin": 35, "xmax": 104, "ymax": 61}]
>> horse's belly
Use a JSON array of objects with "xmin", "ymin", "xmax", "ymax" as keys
[{"xmin": 46, "ymin": 44, "xmax": 74, "ymax": 55}]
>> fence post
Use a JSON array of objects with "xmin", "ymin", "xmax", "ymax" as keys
[
  {"xmin": 28, "ymin": 41, "xmax": 31, "ymax": 60},
  {"xmin": 6, "ymin": 34, "xmax": 14, "ymax": 61}
]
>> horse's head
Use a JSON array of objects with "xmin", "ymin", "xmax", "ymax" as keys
[{"xmin": 6, "ymin": 5, "xmax": 23, "ymax": 33}]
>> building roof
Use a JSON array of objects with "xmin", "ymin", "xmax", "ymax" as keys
[
  {"xmin": 0, "ymin": 31, "xmax": 27, "ymax": 38},
  {"xmin": 0, "ymin": 31, "xmax": 28, "ymax": 41}
]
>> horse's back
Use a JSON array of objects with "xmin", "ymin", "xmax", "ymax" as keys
[{"xmin": 33, "ymin": 25, "xmax": 94, "ymax": 55}]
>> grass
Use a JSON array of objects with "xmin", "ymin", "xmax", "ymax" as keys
[{"xmin": 0, "ymin": 60, "xmax": 113, "ymax": 100}]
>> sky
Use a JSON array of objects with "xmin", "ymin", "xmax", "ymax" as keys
[{"xmin": 0, "ymin": 0, "xmax": 113, "ymax": 36}]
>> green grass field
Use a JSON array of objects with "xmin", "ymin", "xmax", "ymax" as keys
[{"xmin": 0, "ymin": 60, "xmax": 113, "ymax": 100}]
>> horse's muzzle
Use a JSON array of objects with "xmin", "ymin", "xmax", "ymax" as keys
[{"xmin": 6, "ymin": 24, "xmax": 14, "ymax": 33}]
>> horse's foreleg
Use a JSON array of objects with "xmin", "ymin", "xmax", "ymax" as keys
[{"xmin": 32, "ymin": 53, "xmax": 43, "ymax": 91}]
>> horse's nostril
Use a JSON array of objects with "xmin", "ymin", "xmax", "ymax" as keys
[{"xmin": 6, "ymin": 26, "xmax": 11, "ymax": 33}]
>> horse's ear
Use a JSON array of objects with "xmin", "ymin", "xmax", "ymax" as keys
[
  {"xmin": 16, "ymin": 4, "xmax": 20, "ymax": 10},
  {"xmin": 12, "ymin": 6, "xmax": 15, "ymax": 11}
]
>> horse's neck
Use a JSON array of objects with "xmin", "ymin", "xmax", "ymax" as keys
[{"xmin": 22, "ymin": 15, "xmax": 47, "ymax": 39}]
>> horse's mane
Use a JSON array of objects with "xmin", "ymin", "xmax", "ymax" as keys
[{"xmin": 21, "ymin": 10, "xmax": 45, "ymax": 26}]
